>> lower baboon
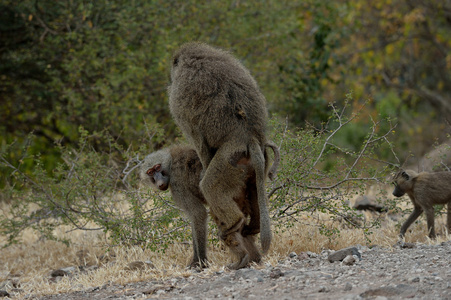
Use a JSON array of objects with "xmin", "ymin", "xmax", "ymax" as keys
[
  {"xmin": 392, "ymin": 169, "xmax": 451, "ymax": 239},
  {"xmin": 140, "ymin": 143, "xmax": 280, "ymax": 268},
  {"xmin": 168, "ymin": 42, "xmax": 271, "ymax": 269}
]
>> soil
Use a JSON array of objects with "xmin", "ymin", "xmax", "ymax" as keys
[{"xmin": 19, "ymin": 241, "xmax": 451, "ymax": 300}]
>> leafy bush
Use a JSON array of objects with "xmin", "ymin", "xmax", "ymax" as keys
[{"xmin": 268, "ymin": 97, "xmax": 399, "ymax": 242}]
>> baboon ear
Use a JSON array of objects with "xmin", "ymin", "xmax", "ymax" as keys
[{"xmin": 401, "ymin": 171, "xmax": 409, "ymax": 180}]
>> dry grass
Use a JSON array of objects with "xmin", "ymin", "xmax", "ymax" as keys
[{"xmin": 1, "ymin": 202, "xmax": 450, "ymax": 298}]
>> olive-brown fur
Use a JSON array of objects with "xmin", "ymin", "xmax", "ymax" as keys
[
  {"xmin": 168, "ymin": 42, "xmax": 272, "ymax": 268},
  {"xmin": 392, "ymin": 169, "xmax": 451, "ymax": 239},
  {"xmin": 140, "ymin": 143, "xmax": 279, "ymax": 268}
]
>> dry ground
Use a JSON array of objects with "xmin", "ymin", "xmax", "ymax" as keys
[{"xmin": 1, "ymin": 202, "xmax": 450, "ymax": 299}]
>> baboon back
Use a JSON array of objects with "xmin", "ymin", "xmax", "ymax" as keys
[{"xmin": 169, "ymin": 42, "xmax": 268, "ymax": 151}]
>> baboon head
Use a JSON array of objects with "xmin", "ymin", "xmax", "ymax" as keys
[
  {"xmin": 392, "ymin": 169, "xmax": 418, "ymax": 197},
  {"xmin": 140, "ymin": 150, "xmax": 172, "ymax": 191}
]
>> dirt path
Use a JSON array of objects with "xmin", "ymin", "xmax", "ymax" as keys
[{"xmin": 28, "ymin": 241, "xmax": 451, "ymax": 299}]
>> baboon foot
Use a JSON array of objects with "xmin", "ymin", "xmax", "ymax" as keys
[
  {"xmin": 222, "ymin": 219, "xmax": 250, "ymax": 270},
  {"xmin": 188, "ymin": 258, "xmax": 209, "ymax": 269},
  {"xmin": 243, "ymin": 235, "xmax": 262, "ymax": 264},
  {"xmin": 227, "ymin": 253, "xmax": 250, "ymax": 270}
]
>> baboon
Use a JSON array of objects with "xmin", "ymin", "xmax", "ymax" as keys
[
  {"xmin": 140, "ymin": 143, "xmax": 280, "ymax": 268},
  {"xmin": 392, "ymin": 169, "xmax": 451, "ymax": 239},
  {"xmin": 168, "ymin": 42, "xmax": 271, "ymax": 269}
]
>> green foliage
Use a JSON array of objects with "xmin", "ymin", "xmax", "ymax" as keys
[
  {"xmin": 1, "ymin": 98, "xmax": 400, "ymax": 249},
  {"xmin": 268, "ymin": 98, "xmax": 398, "ymax": 243},
  {"xmin": 0, "ymin": 125, "xmax": 193, "ymax": 250},
  {"xmin": 2, "ymin": 0, "xmax": 450, "ymax": 173}
]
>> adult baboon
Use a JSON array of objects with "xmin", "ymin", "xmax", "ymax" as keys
[
  {"xmin": 392, "ymin": 169, "xmax": 451, "ymax": 239},
  {"xmin": 140, "ymin": 143, "xmax": 280, "ymax": 268},
  {"xmin": 168, "ymin": 42, "xmax": 271, "ymax": 269}
]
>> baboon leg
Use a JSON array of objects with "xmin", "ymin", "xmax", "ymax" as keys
[
  {"xmin": 178, "ymin": 193, "xmax": 209, "ymax": 269},
  {"xmin": 243, "ymin": 235, "xmax": 262, "ymax": 264},
  {"xmin": 447, "ymin": 203, "xmax": 451, "ymax": 235},
  {"xmin": 424, "ymin": 207, "xmax": 436, "ymax": 239},
  {"xmin": 200, "ymin": 143, "xmax": 251, "ymax": 269},
  {"xmin": 200, "ymin": 143, "xmax": 247, "ymax": 233},
  {"xmin": 188, "ymin": 207, "xmax": 209, "ymax": 268},
  {"xmin": 400, "ymin": 206, "xmax": 423, "ymax": 238}
]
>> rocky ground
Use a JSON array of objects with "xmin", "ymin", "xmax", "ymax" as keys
[{"xmin": 4, "ymin": 241, "xmax": 450, "ymax": 300}]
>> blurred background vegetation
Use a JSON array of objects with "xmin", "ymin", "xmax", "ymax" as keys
[
  {"xmin": 1, "ymin": 0, "xmax": 451, "ymax": 248},
  {"xmin": 2, "ymin": 0, "xmax": 450, "ymax": 176}
]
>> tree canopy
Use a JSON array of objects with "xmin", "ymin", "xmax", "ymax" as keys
[{"xmin": 1, "ymin": 0, "xmax": 450, "ymax": 169}]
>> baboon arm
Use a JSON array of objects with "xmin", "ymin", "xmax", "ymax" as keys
[
  {"xmin": 400, "ymin": 207, "xmax": 423, "ymax": 237},
  {"xmin": 172, "ymin": 191, "xmax": 208, "ymax": 268},
  {"xmin": 424, "ymin": 207, "xmax": 436, "ymax": 238},
  {"xmin": 189, "ymin": 212, "xmax": 208, "ymax": 267}
]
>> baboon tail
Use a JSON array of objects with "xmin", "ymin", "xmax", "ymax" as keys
[
  {"xmin": 265, "ymin": 141, "xmax": 280, "ymax": 181},
  {"xmin": 249, "ymin": 139, "xmax": 272, "ymax": 254}
]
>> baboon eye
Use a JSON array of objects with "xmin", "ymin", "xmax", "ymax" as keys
[
  {"xmin": 146, "ymin": 169, "xmax": 154, "ymax": 176},
  {"xmin": 154, "ymin": 164, "xmax": 161, "ymax": 172}
]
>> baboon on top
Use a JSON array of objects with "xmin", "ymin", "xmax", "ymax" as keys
[
  {"xmin": 392, "ymin": 169, "xmax": 451, "ymax": 239},
  {"xmin": 140, "ymin": 143, "xmax": 280, "ymax": 268},
  {"xmin": 168, "ymin": 42, "xmax": 270, "ymax": 269}
]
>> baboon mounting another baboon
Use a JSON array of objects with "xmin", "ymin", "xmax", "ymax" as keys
[
  {"xmin": 392, "ymin": 169, "xmax": 451, "ymax": 239},
  {"xmin": 168, "ymin": 42, "xmax": 272, "ymax": 269},
  {"xmin": 140, "ymin": 143, "xmax": 280, "ymax": 268}
]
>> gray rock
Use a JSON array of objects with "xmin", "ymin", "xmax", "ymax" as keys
[
  {"xmin": 344, "ymin": 282, "xmax": 353, "ymax": 291},
  {"xmin": 0, "ymin": 290, "xmax": 9, "ymax": 298},
  {"xmin": 124, "ymin": 260, "xmax": 155, "ymax": 271},
  {"xmin": 234, "ymin": 269, "xmax": 264, "ymax": 281},
  {"xmin": 353, "ymin": 195, "xmax": 387, "ymax": 212},
  {"xmin": 51, "ymin": 266, "xmax": 77, "ymax": 277},
  {"xmin": 269, "ymin": 269, "xmax": 284, "ymax": 279},
  {"xmin": 328, "ymin": 247, "xmax": 361, "ymax": 263},
  {"xmin": 342, "ymin": 255, "xmax": 357, "ymax": 266}
]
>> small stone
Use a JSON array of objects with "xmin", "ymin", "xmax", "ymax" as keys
[
  {"xmin": 318, "ymin": 286, "xmax": 327, "ymax": 292},
  {"xmin": 51, "ymin": 266, "xmax": 76, "ymax": 277},
  {"xmin": 124, "ymin": 260, "xmax": 155, "ymax": 271},
  {"xmin": 269, "ymin": 269, "xmax": 284, "ymax": 279},
  {"xmin": 297, "ymin": 252, "xmax": 309, "ymax": 260},
  {"xmin": 342, "ymin": 255, "xmax": 357, "ymax": 266},
  {"xmin": 307, "ymin": 251, "xmax": 318, "ymax": 258},
  {"xmin": 344, "ymin": 282, "xmax": 352, "ymax": 291},
  {"xmin": 408, "ymin": 277, "xmax": 420, "ymax": 283},
  {"xmin": 401, "ymin": 242, "xmax": 416, "ymax": 249},
  {"xmin": 353, "ymin": 195, "xmax": 387, "ymax": 212},
  {"xmin": 328, "ymin": 247, "xmax": 361, "ymax": 263},
  {"xmin": 288, "ymin": 252, "xmax": 297, "ymax": 258}
]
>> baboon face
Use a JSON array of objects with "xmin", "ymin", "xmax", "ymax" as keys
[
  {"xmin": 140, "ymin": 150, "xmax": 172, "ymax": 191},
  {"xmin": 145, "ymin": 164, "xmax": 170, "ymax": 191},
  {"xmin": 392, "ymin": 170, "xmax": 410, "ymax": 197}
]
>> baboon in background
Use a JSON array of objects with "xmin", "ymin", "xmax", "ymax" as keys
[
  {"xmin": 392, "ymin": 169, "xmax": 451, "ymax": 239},
  {"xmin": 168, "ymin": 42, "xmax": 271, "ymax": 269},
  {"xmin": 140, "ymin": 143, "xmax": 280, "ymax": 268}
]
